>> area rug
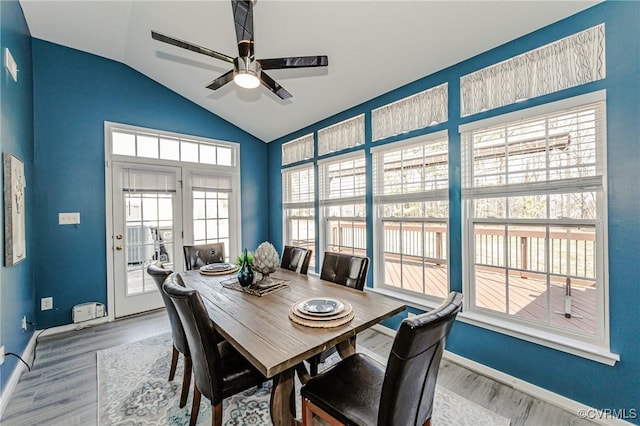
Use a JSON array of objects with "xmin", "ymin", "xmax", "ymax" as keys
[{"xmin": 97, "ymin": 333, "xmax": 510, "ymax": 425}]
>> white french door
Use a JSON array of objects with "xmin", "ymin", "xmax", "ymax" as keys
[
  {"xmin": 111, "ymin": 163, "xmax": 183, "ymax": 318},
  {"xmin": 105, "ymin": 122, "xmax": 242, "ymax": 319}
]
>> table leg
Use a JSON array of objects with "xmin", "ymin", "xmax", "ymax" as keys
[
  {"xmin": 270, "ymin": 367, "xmax": 300, "ymax": 426},
  {"xmin": 336, "ymin": 335, "xmax": 356, "ymax": 358}
]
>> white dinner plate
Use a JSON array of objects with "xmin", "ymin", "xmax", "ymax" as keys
[
  {"xmin": 200, "ymin": 263, "xmax": 235, "ymax": 272},
  {"xmin": 296, "ymin": 298, "xmax": 345, "ymax": 317}
]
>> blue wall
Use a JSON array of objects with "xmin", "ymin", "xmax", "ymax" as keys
[
  {"xmin": 31, "ymin": 40, "xmax": 269, "ymax": 328},
  {"xmin": 268, "ymin": 1, "xmax": 640, "ymax": 419},
  {"xmin": 0, "ymin": 0, "xmax": 35, "ymax": 395}
]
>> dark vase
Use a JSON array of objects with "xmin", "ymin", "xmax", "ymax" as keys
[{"xmin": 237, "ymin": 248, "xmax": 254, "ymax": 287}]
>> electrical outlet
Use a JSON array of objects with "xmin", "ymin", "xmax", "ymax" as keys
[
  {"xmin": 41, "ymin": 297, "xmax": 53, "ymax": 310},
  {"xmin": 0, "ymin": 346, "xmax": 5, "ymax": 365},
  {"xmin": 21, "ymin": 316, "xmax": 27, "ymax": 330}
]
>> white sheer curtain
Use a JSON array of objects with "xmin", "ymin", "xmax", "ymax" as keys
[
  {"xmin": 372, "ymin": 83, "xmax": 448, "ymax": 141},
  {"xmin": 318, "ymin": 115, "xmax": 365, "ymax": 156},
  {"xmin": 282, "ymin": 133, "xmax": 314, "ymax": 166},
  {"xmin": 460, "ymin": 24, "xmax": 605, "ymax": 117}
]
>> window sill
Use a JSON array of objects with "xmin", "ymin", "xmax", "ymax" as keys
[
  {"xmin": 365, "ymin": 286, "xmax": 444, "ymax": 312},
  {"xmin": 366, "ymin": 287, "xmax": 619, "ymax": 366},
  {"xmin": 457, "ymin": 311, "xmax": 619, "ymax": 366}
]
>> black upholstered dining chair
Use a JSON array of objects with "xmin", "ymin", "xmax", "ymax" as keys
[
  {"xmin": 281, "ymin": 245, "xmax": 312, "ymax": 275},
  {"xmin": 320, "ymin": 251, "xmax": 369, "ymax": 290},
  {"xmin": 146, "ymin": 262, "xmax": 192, "ymax": 408},
  {"xmin": 183, "ymin": 242, "xmax": 225, "ymax": 270},
  {"xmin": 163, "ymin": 274, "xmax": 267, "ymax": 426},
  {"xmin": 301, "ymin": 291, "xmax": 463, "ymax": 426},
  {"xmin": 307, "ymin": 252, "xmax": 370, "ymax": 375}
]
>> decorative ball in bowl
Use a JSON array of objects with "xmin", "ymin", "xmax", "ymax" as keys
[{"xmin": 252, "ymin": 242, "xmax": 279, "ymax": 285}]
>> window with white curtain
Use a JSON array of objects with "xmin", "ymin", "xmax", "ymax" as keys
[
  {"xmin": 318, "ymin": 115, "xmax": 365, "ymax": 156},
  {"xmin": 372, "ymin": 83, "xmax": 448, "ymax": 141},
  {"xmin": 282, "ymin": 133, "xmax": 314, "ymax": 166},
  {"xmin": 460, "ymin": 24, "xmax": 606, "ymax": 117},
  {"xmin": 319, "ymin": 152, "xmax": 367, "ymax": 261},
  {"xmin": 372, "ymin": 132, "xmax": 449, "ymax": 300},
  {"xmin": 282, "ymin": 164, "xmax": 316, "ymax": 269},
  {"xmin": 461, "ymin": 92, "xmax": 607, "ymax": 344}
]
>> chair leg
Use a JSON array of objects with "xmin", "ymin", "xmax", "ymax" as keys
[
  {"xmin": 302, "ymin": 397, "xmax": 313, "ymax": 426},
  {"xmin": 212, "ymin": 402, "xmax": 222, "ymax": 426},
  {"xmin": 180, "ymin": 356, "xmax": 192, "ymax": 408},
  {"xmin": 309, "ymin": 356, "xmax": 319, "ymax": 376},
  {"xmin": 169, "ymin": 346, "xmax": 179, "ymax": 381},
  {"xmin": 303, "ymin": 397, "xmax": 343, "ymax": 426},
  {"xmin": 190, "ymin": 386, "xmax": 201, "ymax": 426}
]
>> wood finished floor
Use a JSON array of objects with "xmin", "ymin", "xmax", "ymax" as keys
[{"xmin": 1, "ymin": 309, "xmax": 597, "ymax": 426}]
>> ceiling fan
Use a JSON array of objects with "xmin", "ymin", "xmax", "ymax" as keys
[{"xmin": 151, "ymin": 0, "xmax": 328, "ymax": 100}]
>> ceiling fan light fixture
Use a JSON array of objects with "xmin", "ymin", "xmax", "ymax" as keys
[
  {"xmin": 233, "ymin": 56, "xmax": 261, "ymax": 89},
  {"xmin": 234, "ymin": 71, "xmax": 260, "ymax": 89}
]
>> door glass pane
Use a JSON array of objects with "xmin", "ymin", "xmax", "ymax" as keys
[
  {"xmin": 137, "ymin": 135, "xmax": 159, "ymax": 159},
  {"xmin": 160, "ymin": 138, "xmax": 180, "ymax": 161},
  {"xmin": 113, "ymin": 132, "xmax": 135, "ymax": 156},
  {"xmin": 217, "ymin": 146, "xmax": 232, "ymax": 166},
  {"xmin": 193, "ymin": 199, "xmax": 206, "ymax": 220},
  {"xmin": 181, "ymin": 141, "xmax": 199, "ymax": 162},
  {"xmin": 125, "ymin": 192, "xmax": 174, "ymax": 296},
  {"xmin": 200, "ymin": 145, "xmax": 217, "ymax": 164},
  {"xmin": 191, "ymin": 190, "xmax": 231, "ymax": 261}
]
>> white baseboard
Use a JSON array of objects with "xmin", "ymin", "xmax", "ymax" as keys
[
  {"xmin": 0, "ymin": 315, "xmax": 110, "ymax": 418},
  {"xmin": 371, "ymin": 323, "xmax": 396, "ymax": 337},
  {"xmin": 370, "ymin": 324, "xmax": 633, "ymax": 426},
  {"xmin": 38, "ymin": 316, "xmax": 110, "ymax": 337}
]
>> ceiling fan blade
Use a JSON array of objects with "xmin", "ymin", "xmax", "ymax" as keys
[
  {"xmin": 151, "ymin": 31, "xmax": 235, "ymax": 64},
  {"xmin": 261, "ymin": 72, "xmax": 292, "ymax": 100},
  {"xmin": 231, "ymin": 0, "xmax": 254, "ymax": 58},
  {"xmin": 259, "ymin": 56, "xmax": 329, "ymax": 70},
  {"xmin": 206, "ymin": 69, "xmax": 235, "ymax": 90}
]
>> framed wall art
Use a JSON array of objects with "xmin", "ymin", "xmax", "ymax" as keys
[{"xmin": 4, "ymin": 153, "xmax": 26, "ymax": 266}]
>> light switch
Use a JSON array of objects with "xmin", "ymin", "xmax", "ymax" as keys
[{"xmin": 59, "ymin": 212, "xmax": 80, "ymax": 225}]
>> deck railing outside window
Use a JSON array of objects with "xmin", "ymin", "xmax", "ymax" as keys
[{"xmin": 462, "ymin": 97, "xmax": 606, "ymax": 340}]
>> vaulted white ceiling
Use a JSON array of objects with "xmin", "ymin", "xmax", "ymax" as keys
[{"xmin": 20, "ymin": 0, "xmax": 599, "ymax": 142}]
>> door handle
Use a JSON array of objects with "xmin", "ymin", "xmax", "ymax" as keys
[
  {"xmin": 115, "ymin": 245, "xmax": 123, "ymax": 251},
  {"xmin": 115, "ymin": 234, "xmax": 123, "ymax": 240}
]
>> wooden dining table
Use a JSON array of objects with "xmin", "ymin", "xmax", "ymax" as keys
[{"xmin": 181, "ymin": 267, "xmax": 406, "ymax": 426}]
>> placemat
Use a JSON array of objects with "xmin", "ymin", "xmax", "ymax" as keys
[
  {"xmin": 289, "ymin": 308, "xmax": 355, "ymax": 328},
  {"xmin": 221, "ymin": 276, "xmax": 290, "ymax": 296}
]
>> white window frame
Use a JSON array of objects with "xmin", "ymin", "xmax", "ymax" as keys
[
  {"xmin": 282, "ymin": 163, "xmax": 316, "ymax": 270},
  {"xmin": 184, "ymin": 172, "xmax": 236, "ymax": 261},
  {"xmin": 458, "ymin": 92, "xmax": 618, "ymax": 365},
  {"xmin": 371, "ymin": 131, "xmax": 450, "ymax": 302},
  {"xmin": 105, "ymin": 121, "xmax": 242, "ymax": 267},
  {"xmin": 318, "ymin": 151, "xmax": 367, "ymax": 266}
]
